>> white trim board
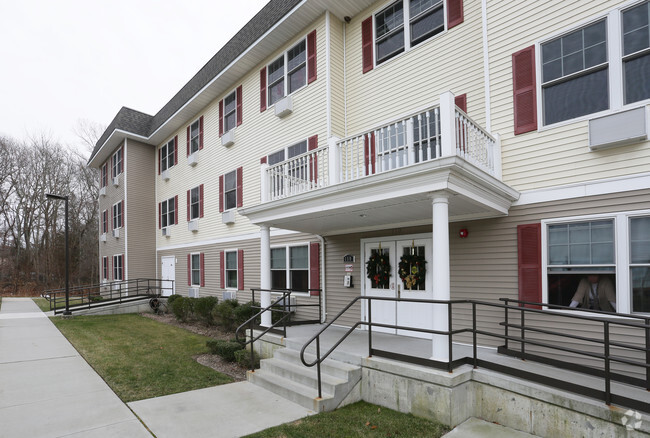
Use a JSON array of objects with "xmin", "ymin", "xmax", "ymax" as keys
[{"xmin": 156, "ymin": 228, "xmax": 300, "ymax": 252}]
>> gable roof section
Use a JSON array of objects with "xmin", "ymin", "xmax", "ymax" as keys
[{"xmin": 89, "ymin": 0, "xmax": 303, "ymax": 166}]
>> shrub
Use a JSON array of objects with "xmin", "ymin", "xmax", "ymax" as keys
[
  {"xmin": 212, "ymin": 299, "xmax": 240, "ymax": 331},
  {"xmin": 171, "ymin": 296, "xmax": 194, "ymax": 322},
  {"xmin": 206, "ymin": 339, "xmax": 243, "ymax": 362},
  {"xmin": 235, "ymin": 348, "xmax": 260, "ymax": 369},
  {"xmin": 234, "ymin": 301, "xmax": 261, "ymax": 326},
  {"xmin": 166, "ymin": 294, "xmax": 181, "ymax": 306},
  {"xmin": 194, "ymin": 296, "xmax": 218, "ymax": 324}
]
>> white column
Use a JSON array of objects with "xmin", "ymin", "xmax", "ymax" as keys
[
  {"xmin": 328, "ymin": 136, "xmax": 340, "ymax": 185},
  {"xmin": 260, "ymin": 225, "xmax": 272, "ymax": 327},
  {"xmin": 431, "ymin": 194, "xmax": 450, "ymax": 361},
  {"xmin": 260, "ymin": 163, "xmax": 269, "ymax": 202}
]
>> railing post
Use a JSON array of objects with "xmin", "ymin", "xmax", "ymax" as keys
[
  {"xmin": 260, "ymin": 163, "xmax": 269, "ymax": 203},
  {"xmin": 645, "ymin": 318, "xmax": 649, "ymax": 391},
  {"xmin": 368, "ymin": 299, "xmax": 373, "ymax": 357},
  {"xmin": 472, "ymin": 302, "xmax": 478, "ymax": 369},
  {"xmin": 447, "ymin": 302, "xmax": 453, "ymax": 373},
  {"xmin": 604, "ymin": 321, "xmax": 611, "ymax": 405},
  {"xmin": 406, "ymin": 118, "xmax": 415, "ymax": 166},
  {"xmin": 492, "ymin": 132, "xmax": 502, "ymax": 179},
  {"xmin": 520, "ymin": 307, "xmax": 525, "ymax": 360},
  {"xmin": 316, "ymin": 337, "xmax": 322, "ymax": 399},
  {"xmin": 249, "ymin": 321, "xmax": 255, "ymax": 373},
  {"xmin": 328, "ymin": 137, "xmax": 340, "ymax": 185},
  {"xmin": 439, "ymin": 91, "xmax": 456, "ymax": 158},
  {"xmin": 504, "ymin": 299, "xmax": 509, "ymax": 350}
]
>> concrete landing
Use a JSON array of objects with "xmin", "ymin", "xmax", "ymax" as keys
[{"xmin": 444, "ymin": 417, "xmax": 539, "ymax": 437}]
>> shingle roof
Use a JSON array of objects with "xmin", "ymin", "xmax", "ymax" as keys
[{"xmin": 90, "ymin": 0, "xmax": 303, "ymax": 163}]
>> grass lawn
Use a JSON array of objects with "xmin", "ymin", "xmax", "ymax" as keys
[
  {"xmin": 52, "ymin": 314, "xmax": 232, "ymax": 402},
  {"xmin": 32, "ymin": 297, "xmax": 51, "ymax": 312},
  {"xmin": 242, "ymin": 401, "xmax": 449, "ymax": 438}
]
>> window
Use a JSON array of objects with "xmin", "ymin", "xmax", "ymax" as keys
[
  {"xmin": 102, "ymin": 210, "xmax": 108, "ymax": 234},
  {"xmin": 189, "ymin": 119, "xmax": 200, "ymax": 155},
  {"xmin": 113, "ymin": 254, "xmax": 123, "ymax": 281},
  {"xmin": 622, "ymin": 0, "xmax": 650, "ymax": 104},
  {"xmin": 189, "ymin": 186, "xmax": 201, "ymax": 220},
  {"xmin": 224, "ymin": 170, "xmax": 237, "ymax": 211},
  {"xmin": 268, "ymin": 140, "xmax": 307, "ymax": 165},
  {"xmin": 112, "ymin": 201, "xmax": 123, "ymax": 229},
  {"xmin": 630, "ymin": 216, "xmax": 650, "ymax": 312},
  {"xmin": 375, "ymin": 0, "xmax": 444, "ymax": 65},
  {"xmin": 400, "ymin": 244, "xmax": 426, "ymax": 290},
  {"xmin": 111, "ymin": 148, "xmax": 123, "ymax": 178},
  {"xmin": 160, "ymin": 197, "xmax": 176, "ymax": 228},
  {"xmin": 101, "ymin": 164, "xmax": 107, "ymax": 188},
  {"xmin": 223, "ymin": 91, "xmax": 237, "ymax": 133},
  {"xmin": 160, "ymin": 138, "xmax": 176, "ymax": 172},
  {"xmin": 190, "ymin": 253, "xmax": 201, "ymax": 286},
  {"xmin": 270, "ymin": 245, "xmax": 309, "ymax": 291},
  {"xmin": 225, "ymin": 250, "xmax": 238, "ymax": 289},
  {"xmin": 102, "ymin": 256, "xmax": 108, "ymax": 280},
  {"xmin": 541, "ymin": 20, "xmax": 609, "ymax": 125},
  {"xmin": 268, "ymin": 40, "xmax": 306, "ymax": 106}
]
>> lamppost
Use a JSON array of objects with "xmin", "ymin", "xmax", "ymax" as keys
[{"xmin": 46, "ymin": 193, "xmax": 71, "ymax": 316}]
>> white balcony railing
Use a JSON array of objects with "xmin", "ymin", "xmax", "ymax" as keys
[{"xmin": 260, "ymin": 92, "xmax": 500, "ymax": 203}]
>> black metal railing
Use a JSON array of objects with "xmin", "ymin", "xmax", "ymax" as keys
[
  {"xmin": 42, "ymin": 278, "xmax": 172, "ymax": 314},
  {"xmin": 235, "ymin": 288, "xmax": 322, "ymax": 371},
  {"xmin": 299, "ymin": 296, "xmax": 650, "ymax": 413}
]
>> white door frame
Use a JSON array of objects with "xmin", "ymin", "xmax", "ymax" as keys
[{"xmin": 161, "ymin": 256, "xmax": 176, "ymax": 297}]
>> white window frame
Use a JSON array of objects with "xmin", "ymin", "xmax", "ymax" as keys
[
  {"xmin": 536, "ymin": 1, "xmax": 650, "ymax": 131},
  {"xmin": 223, "ymin": 89, "xmax": 237, "ymax": 133},
  {"xmin": 161, "ymin": 138, "xmax": 175, "ymax": 172},
  {"xmin": 223, "ymin": 170, "xmax": 238, "ymax": 211},
  {"xmin": 541, "ymin": 208, "xmax": 650, "ymax": 316},
  {"xmin": 161, "ymin": 197, "xmax": 175, "ymax": 228},
  {"xmin": 189, "ymin": 119, "xmax": 200, "ymax": 155},
  {"xmin": 113, "ymin": 254, "xmax": 123, "ymax": 281},
  {"xmin": 267, "ymin": 139, "xmax": 308, "ymax": 165},
  {"xmin": 190, "ymin": 252, "xmax": 201, "ymax": 287},
  {"xmin": 111, "ymin": 148, "xmax": 123, "ymax": 178},
  {"xmin": 372, "ymin": 0, "xmax": 447, "ymax": 68},
  {"xmin": 224, "ymin": 249, "xmax": 239, "ymax": 290},
  {"xmin": 189, "ymin": 186, "xmax": 200, "ymax": 220},
  {"xmin": 266, "ymin": 36, "xmax": 308, "ymax": 107},
  {"xmin": 112, "ymin": 201, "xmax": 123, "ymax": 230},
  {"xmin": 270, "ymin": 243, "xmax": 310, "ymax": 296}
]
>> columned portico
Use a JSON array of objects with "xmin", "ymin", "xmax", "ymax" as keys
[
  {"xmin": 431, "ymin": 194, "xmax": 450, "ymax": 361},
  {"xmin": 260, "ymin": 225, "xmax": 272, "ymax": 327}
]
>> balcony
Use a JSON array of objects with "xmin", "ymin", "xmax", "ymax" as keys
[{"xmin": 245, "ymin": 92, "xmax": 518, "ymax": 235}]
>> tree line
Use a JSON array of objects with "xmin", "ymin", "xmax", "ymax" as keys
[{"xmin": 0, "ymin": 128, "xmax": 101, "ymax": 295}]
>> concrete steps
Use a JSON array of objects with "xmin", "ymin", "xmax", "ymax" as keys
[{"xmin": 247, "ymin": 347, "xmax": 361, "ymax": 412}]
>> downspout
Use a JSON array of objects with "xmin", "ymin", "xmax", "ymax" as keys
[
  {"xmin": 481, "ymin": 0, "xmax": 492, "ymax": 132},
  {"xmin": 343, "ymin": 17, "xmax": 348, "ymax": 137},
  {"xmin": 123, "ymin": 138, "xmax": 128, "ymax": 280},
  {"xmin": 326, "ymin": 10, "xmax": 332, "ymax": 138},
  {"xmin": 317, "ymin": 234, "xmax": 327, "ymax": 322}
]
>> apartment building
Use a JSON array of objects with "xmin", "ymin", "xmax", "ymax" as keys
[{"xmin": 89, "ymin": 0, "xmax": 649, "ymax": 371}]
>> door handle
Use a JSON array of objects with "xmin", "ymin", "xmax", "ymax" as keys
[{"xmin": 397, "ymin": 284, "xmax": 401, "ymax": 299}]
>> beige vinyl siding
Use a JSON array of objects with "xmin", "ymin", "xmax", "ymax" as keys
[
  {"xmin": 156, "ymin": 14, "xmax": 328, "ymax": 249},
  {"xmin": 344, "ymin": 0, "xmax": 488, "ymax": 137},
  {"xmin": 329, "ymin": 14, "xmax": 346, "ymax": 138},
  {"xmin": 125, "ymin": 140, "xmax": 156, "ymax": 279},
  {"xmin": 488, "ymin": 0, "xmax": 650, "ymax": 191},
  {"xmin": 98, "ymin": 146, "xmax": 126, "ymax": 279}
]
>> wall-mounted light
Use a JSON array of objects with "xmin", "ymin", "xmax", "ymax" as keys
[{"xmin": 459, "ymin": 228, "xmax": 469, "ymax": 238}]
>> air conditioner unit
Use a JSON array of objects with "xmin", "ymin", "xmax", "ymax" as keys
[
  {"xmin": 274, "ymin": 95, "xmax": 293, "ymax": 118},
  {"xmin": 188, "ymin": 152, "xmax": 198, "ymax": 167},
  {"xmin": 188, "ymin": 219, "xmax": 199, "ymax": 232},
  {"xmin": 222, "ymin": 210, "xmax": 236, "ymax": 225},
  {"xmin": 188, "ymin": 287, "xmax": 199, "ymax": 298},
  {"xmin": 112, "ymin": 228, "xmax": 120, "ymax": 238},
  {"xmin": 99, "ymin": 187, "xmax": 106, "ymax": 197},
  {"xmin": 221, "ymin": 129, "xmax": 235, "ymax": 147},
  {"xmin": 275, "ymin": 296, "xmax": 297, "ymax": 313},
  {"xmin": 100, "ymin": 233, "xmax": 107, "ymax": 242},
  {"xmin": 222, "ymin": 290, "xmax": 237, "ymax": 301},
  {"xmin": 161, "ymin": 169, "xmax": 170, "ymax": 181},
  {"xmin": 112, "ymin": 176, "xmax": 119, "ymax": 187},
  {"xmin": 162, "ymin": 227, "xmax": 171, "ymax": 237},
  {"xmin": 588, "ymin": 106, "xmax": 647, "ymax": 150}
]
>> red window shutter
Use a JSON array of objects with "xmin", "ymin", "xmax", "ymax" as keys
[
  {"xmin": 186, "ymin": 190, "xmax": 190, "ymax": 221},
  {"xmin": 455, "ymin": 93, "xmax": 467, "ymax": 113},
  {"xmin": 236, "ymin": 85, "xmax": 243, "ymax": 126},
  {"xmin": 512, "ymin": 45, "xmax": 537, "ymax": 135},
  {"xmin": 219, "ymin": 251, "xmax": 225, "ymax": 289},
  {"xmin": 236, "ymin": 167, "xmax": 243, "ymax": 208},
  {"xmin": 259, "ymin": 67, "xmax": 267, "ymax": 112},
  {"xmin": 186, "ymin": 126, "xmax": 190, "ymax": 156},
  {"xmin": 158, "ymin": 148, "xmax": 161, "ymax": 175},
  {"xmin": 158, "ymin": 202, "xmax": 161, "ymax": 229},
  {"xmin": 307, "ymin": 30, "xmax": 317, "ymax": 84},
  {"xmin": 308, "ymin": 135, "xmax": 318, "ymax": 184},
  {"xmin": 219, "ymin": 175, "xmax": 224, "ymax": 213},
  {"xmin": 200, "ymin": 252, "xmax": 205, "ymax": 287},
  {"xmin": 120, "ymin": 202, "xmax": 124, "ymax": 227},
  {"xmin": 237, "ymin": 249, "xmax": 244, "ymax": 290},
  {"xmin": 199, "ymin": 116, "xmax": 204, "ymax": 150},
  {"xmin": 174, "ymin": 195, "xmax": 179, "ymax": 225},
  {"xmin": 219, "ymin": 99, "xmax": 224, "ymax": 137},
  {"xmin": 309, "ymin": 242, "xmax": 320, "ymax": 295},
  {"xmin": 260, "ymin": 156, "xmax": 267, "ymax": 164},
  {"xmin": 199, "ymin": 184, "xmax": 204, "ymax": 218},
  {"xmin": 362, "ymin": 17, "xmax": 374, "ymax": 73},
  {"xmin": 174, "ymin": 136, "xmax": 178, "ymax": 165},
  {"xmin": 187, "ymin": 254, "xmax": 191, "ymax": 286},
  {"xmin": 447, "ymin": 0, "xmax": 464, "ymax": 29},
  {"xmin": 517, "ymin": 223, "xmax": 542, "ymax": 309}
]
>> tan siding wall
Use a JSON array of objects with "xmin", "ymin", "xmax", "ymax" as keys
[
  {"xmin": 98, "ymin": 145, "xmax": 126, "ymax": 280},
  {"xmin": 125, "ymin": 140, "xmax": 156, "ymax": 279},
  {"xmin": 329, "ymin": 14, "xmax": 346, "ymax": 139},
  {"xmin": 344, "ymin": 0, "xmax": 487, "ymax": 136},
  {"xmin": 488, "ymin": 0, "xmax": 650, "ymax": 191}
]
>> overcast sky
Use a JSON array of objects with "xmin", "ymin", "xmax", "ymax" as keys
[{"xmin": 0, "ymin": 0, "xmax": 269, "ymax": 155}]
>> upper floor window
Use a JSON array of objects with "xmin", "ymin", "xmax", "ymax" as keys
[
  {"xmin": 223, "ymin": 170, "xmax": 237, "ymax": 211},
  {"xmin": 268, "ymin": 40, "xmax": 307, "ymax": 106},
  {"xmin": 224, "ymin": 91, "xmax": 237, "ymax": 133},
  {"xmin": 267, "ymin": 140, "xmax": 307, "ymax": 165},
  {"xmin": 111, "ymin": 148, "xmax": 123, "ymax": 178},
  {"xmin": 189, "ymin": 119, "xmax": 200, "ymax": 155},
  {"xmin": 160, "ymin": 197, "xmax": 177, "ymax": 228},
  {"xmin": 102, "ymin": 210, "xmax": 108, "ymax": 234},
  {"xmin": 112, "ymin": 201, "xmax": 123, "ymax": 229},
  {"xmin": 160, "ymin": 138, "xmax": 176, "ymax": 172},
  {"xmin": 188, "ymin": 185, "xmax": 203, "ymax": 220},
  {"xmin": 622, "ymin": 0, "xmax": 650, "ymax": 104},
  {"xmin": 101, "ymin": 164, "xmax": 107, "ymax": 187}
]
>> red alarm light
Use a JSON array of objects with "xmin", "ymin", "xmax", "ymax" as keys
[{"xmin": 459, "ymin": 229, "xmax": 468, "ymax": 238}]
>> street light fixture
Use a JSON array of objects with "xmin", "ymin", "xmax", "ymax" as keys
[{"xmin": 46, "ymin": 193, "xmax": 71, "ymax": 316}]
